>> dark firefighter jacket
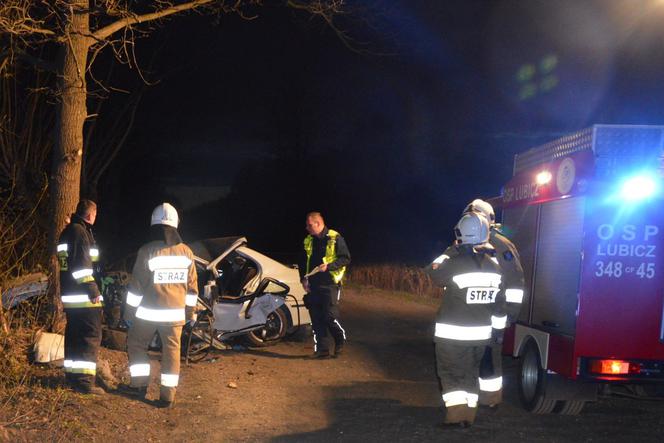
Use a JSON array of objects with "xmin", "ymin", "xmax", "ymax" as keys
[
  {"xmin": 490, "ymin": 228, "xmax": 525, "ymax": 322},
  {"xmin": 57, "ymin": 214, "xmax": 102, "ymax": 309},
  {"xmin": 427, "ymin": 244, "xmax": 506, "ymax": 346}
]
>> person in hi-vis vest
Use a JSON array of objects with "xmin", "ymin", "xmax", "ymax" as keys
[{"xmin": 298, "ymin": 212, "xmax": 351, "ymax": 358}]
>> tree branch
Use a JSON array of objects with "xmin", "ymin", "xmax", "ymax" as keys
[
  {"xmin": 92, "ymin": 0, "xmax": 216, "ymax": 41},
  {"xmin": 0, "ymin": 48, "xmax": 57, "ymax": 74}
]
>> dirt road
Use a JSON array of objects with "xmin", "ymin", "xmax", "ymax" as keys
[{"xmin": 24, "ymin": 288, "xmax": 664, "ymax": 442}]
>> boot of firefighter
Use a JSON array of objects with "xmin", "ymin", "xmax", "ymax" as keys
[
  {"xmin": 464, "ymin": 404, "xmax": 478, "ymax": 425},
  {"xmin": 157, "ymin": 385, "xmax": 176, "ymax": 408},
  {"xmin": 479, "ymin": 389, "xmax": 502, "ymax": 407},
  {"xmin": 444, "ymin": 404, "xmax": 471, "ymax": 425}
]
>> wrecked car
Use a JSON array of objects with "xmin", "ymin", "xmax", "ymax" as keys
[
  {"xmin": 188, "ymin": 236, "xmax": 310, "ymax": 346},
  {"xmin": 103, "ymin": 236, "xmax": 311, "ymax": 360}
]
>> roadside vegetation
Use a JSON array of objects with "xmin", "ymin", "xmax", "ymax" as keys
[
  {"xmin": 348, "ymin": 264, "xmax": 441, "ymax": 299},
  {"xmin": 0, "ymin": 188, "xmax": 79, "ymax": 440}
]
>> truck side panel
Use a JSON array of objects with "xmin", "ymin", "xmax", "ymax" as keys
[{"xmin": 576, "ymin": 199, "xmax": 664, "ymax": 361}]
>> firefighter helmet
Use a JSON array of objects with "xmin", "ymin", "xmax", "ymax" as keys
[
  {"xmin": 151, "ymin": 203, "xmax": 179, "ymax": 228},
  {"xmin": 454, "ymin": 212, "xmax": 490, "ymax": 245},
  {"xmin": 463, "ymin": 199, "xmax": 495, "ymax": 224}
]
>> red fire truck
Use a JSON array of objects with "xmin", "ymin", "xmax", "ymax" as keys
[{"xmin": 499, "ymin": 125, "xmax": 664, "ymax": 415}]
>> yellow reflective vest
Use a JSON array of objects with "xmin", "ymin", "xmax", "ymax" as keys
[{"xmin": 304, "ymin": 229, "xmax": 346, "ymax": 284}]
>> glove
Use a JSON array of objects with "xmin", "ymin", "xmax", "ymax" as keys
[{"xmin": 87, "ymin": 285, "xmax": 102, "ymax": 304}]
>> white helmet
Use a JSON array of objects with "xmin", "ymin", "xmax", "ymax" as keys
[
  {"xmin": 454, "ymin": 212, "xmax": 490, "ymax": 245},
  {"xmin": 463, "ymin": 198, "xmax": 495, "ymax": 224},
  {"xmin": 151, "ymin": 203, "xmax": 179, "ymax": 228}
]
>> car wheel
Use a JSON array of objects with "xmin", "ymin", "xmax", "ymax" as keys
[
  {"xmin": 244, "ymin": 306, "xmax": 288, "ymax": 347},
  {"xmin": 182, "ymin": 310, "xmax": 214, "ymax": 363},
  {"xmin": 519, "ymin": 339, "xmax": 557, "ymax": 413}
]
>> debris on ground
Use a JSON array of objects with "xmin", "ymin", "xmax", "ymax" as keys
[
  {"xmin": 33, "ymin": 331, "xmax": 64, "ymax": 363},
  {"xmin": 1, "ymin": 273, "xmax": 48, "ymax": 309}
]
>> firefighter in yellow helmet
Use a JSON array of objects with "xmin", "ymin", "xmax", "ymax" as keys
[
  {"xmin": 427, "ymin": 212, "xmax": 507, "ymax": 427},
  {"xmin": 120, "ymin": 203, "xmax": 198, "ymax": 408},
  {"xmin": 299, "ymin": 212, "xmax": 351, "ymax": 358},
  {"xmin": 463, "ymin": 199, "xmax": 525, "ymax": 408}
]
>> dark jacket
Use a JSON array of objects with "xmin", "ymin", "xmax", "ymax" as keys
[
  {"xmin": 298, "ymin": 227, "xmax": 351, "ymax": 287},
  {"xmin": 57, "ymin": 214, "xmax": 102, "ymax": 308},
  {"xmin": 426, "ymin": 244, "xmax": 505, "ymax": 346},
  {"xmin": 490, "ymin": 228, "xmax": 525, "ymax": 322}
]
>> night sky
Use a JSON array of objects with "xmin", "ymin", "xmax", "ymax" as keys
[{"xmin": 90, "ymin": 0, "xmax": 664, "ymax": 268}]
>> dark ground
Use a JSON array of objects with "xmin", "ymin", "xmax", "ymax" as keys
[{"xmin": 8, "ymin": 288, "xmax": 664, "ymax": 442}]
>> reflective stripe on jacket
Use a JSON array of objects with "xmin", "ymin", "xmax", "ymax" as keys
[
  {"xmin": 427, "ymin": 245, "xmax": 505, "ymax": 345},
  {"xmin": 57, "ymin": 215, "xmax": 102, "ymax": 309},
  {"xmin": 490, "ymin": 229, "xmax": 525, "ymax": 320},
  {"xmin": 127, "ymin": 241, "xmax": 198, "ymax": 325}
]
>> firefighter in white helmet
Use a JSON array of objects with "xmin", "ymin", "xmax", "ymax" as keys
[
  {"xmin": 427, "ymin": 212, "xmax": 506, "ymax": 427},
  {"xmin": 463, "ymin": 198, "xmax": 525, "ymax": 408},
  {"xmin": 120, "ymin": 203, "xmax": 198, "ymax": 408}
]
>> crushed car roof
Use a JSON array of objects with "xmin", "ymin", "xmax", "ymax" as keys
[{"xmin": 189, "ymin": 237, "xmax": 245, "ymax": 261}]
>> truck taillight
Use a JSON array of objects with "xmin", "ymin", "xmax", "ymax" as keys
[{"xmin": 589, "ymin": 359, "xmax": 642, "ymax": 375}]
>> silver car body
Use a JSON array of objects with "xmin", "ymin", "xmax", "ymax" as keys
[{"xmin": 191, "ymin": 237, "xmax": 310, "ymax": 337}]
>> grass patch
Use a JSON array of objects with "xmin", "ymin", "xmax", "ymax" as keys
[
  {"xmin": 0, "ymin": 322, "xmax": 86, "ymax": 441},
  {"xmin": 347, "ymin": 264, "xmax": 441, "ymax": 299},
  {"xmin": 346, "ymin": 283, "xmax": 441, "ymax": 307}
]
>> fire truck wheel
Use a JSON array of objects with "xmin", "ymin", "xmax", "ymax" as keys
[
  {"xmin": 556, "ymin": 400, "xmax": 585, "ymax": 415},
  {"xmin": 518, "ymin": 339, "xmax": 557, "ymax": 414}
]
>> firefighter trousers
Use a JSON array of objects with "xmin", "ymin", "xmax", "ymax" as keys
[
  {"xmin": 127, "ymin": 319, "xmax": 183, "ymax": 402},
  {"xmin": 479, "ymin": 341, "xmax": 503, "ymax": 405},
  {"xmin": 64, "ymin": 308, "xmax": 102, "ymax": 388},
  {"xmin": 435, "ymin": 340, "xmax": 485, "ymax": 424},
  {"xmin": 304, "ymin": 284, "xmax": 346, "ymax": 354}
]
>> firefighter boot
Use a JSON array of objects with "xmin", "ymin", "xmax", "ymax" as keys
[
  {"xmin": 443, "ymin": 405, "xmax": 472, "ymax": 427},
  {"xmin": 118, "ymin": 384, "xmax": 148, "ymax": 399},
  {"xmin": 155, "ymin": 398, "xmax": 176, "ymax": 409},
  {"xmin": 70, "ymin": 374, "xmax": 105, "ymax": 395},
  {"xmin": 480, "ymin": 389, "xmax": 502, "ymax": 409},
  {"xmin": 310, "ymin": 349, "xmax": 331, "ymax": 359},
  {"xmin": 75, "ymin": 384, "xmax": 106, "ymax": 395},
  {"xmin": 156, "ymin": 390, "xmax": 176, "ymax": 409},
  {"xmin": 464, "ymin": 405, "xmax": 478, "ymax": 426}
]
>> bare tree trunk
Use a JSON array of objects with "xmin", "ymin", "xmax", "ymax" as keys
[{"xmin": 47, "ymin": 1, "xmax": 91, "ymax": 332}]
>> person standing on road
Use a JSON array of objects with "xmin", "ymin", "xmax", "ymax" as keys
[
  {"xmin": 120, "ymin": 203, "xmax": 198, "ymax": 408},
  {"xmin": 299, "ymin": 212, "xmax": 351, "ymax": 358},
  {"xmin": 463, "ymin": 199, "xmax": 525, "ymax": 408},
  {"xmin": 57, "ymin": 199, "xmax": 105, "ymax": 395},
  {"xmin": 427, "ymin": 212, "xmax": 507, "ymax": 427}
]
